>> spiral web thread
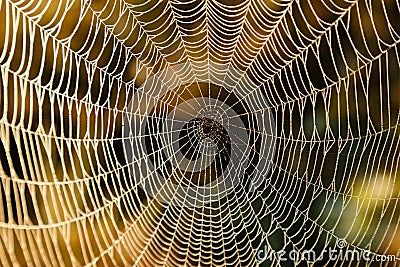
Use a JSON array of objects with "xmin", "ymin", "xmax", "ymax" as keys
[{"xmin": 0, "ymin": 0, "xmax": 400, "ymax": 266}]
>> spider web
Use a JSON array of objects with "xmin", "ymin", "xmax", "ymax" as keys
[{"xmin": 0, "ymin": 0, "xmax": 400, "ymax": 266}]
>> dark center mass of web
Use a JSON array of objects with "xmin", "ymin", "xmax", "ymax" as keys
[
  {"xmin": 143, "ymin": 82, "xmax": 262, "ymax": 188},
  {"xmin": 179, "ymin": 117, "xmax": 231, "ymax": 164}
]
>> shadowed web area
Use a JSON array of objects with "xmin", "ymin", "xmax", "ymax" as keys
[{"xmin": 0, "ymin": 0, "xmax": 400, "ymax": 266}]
